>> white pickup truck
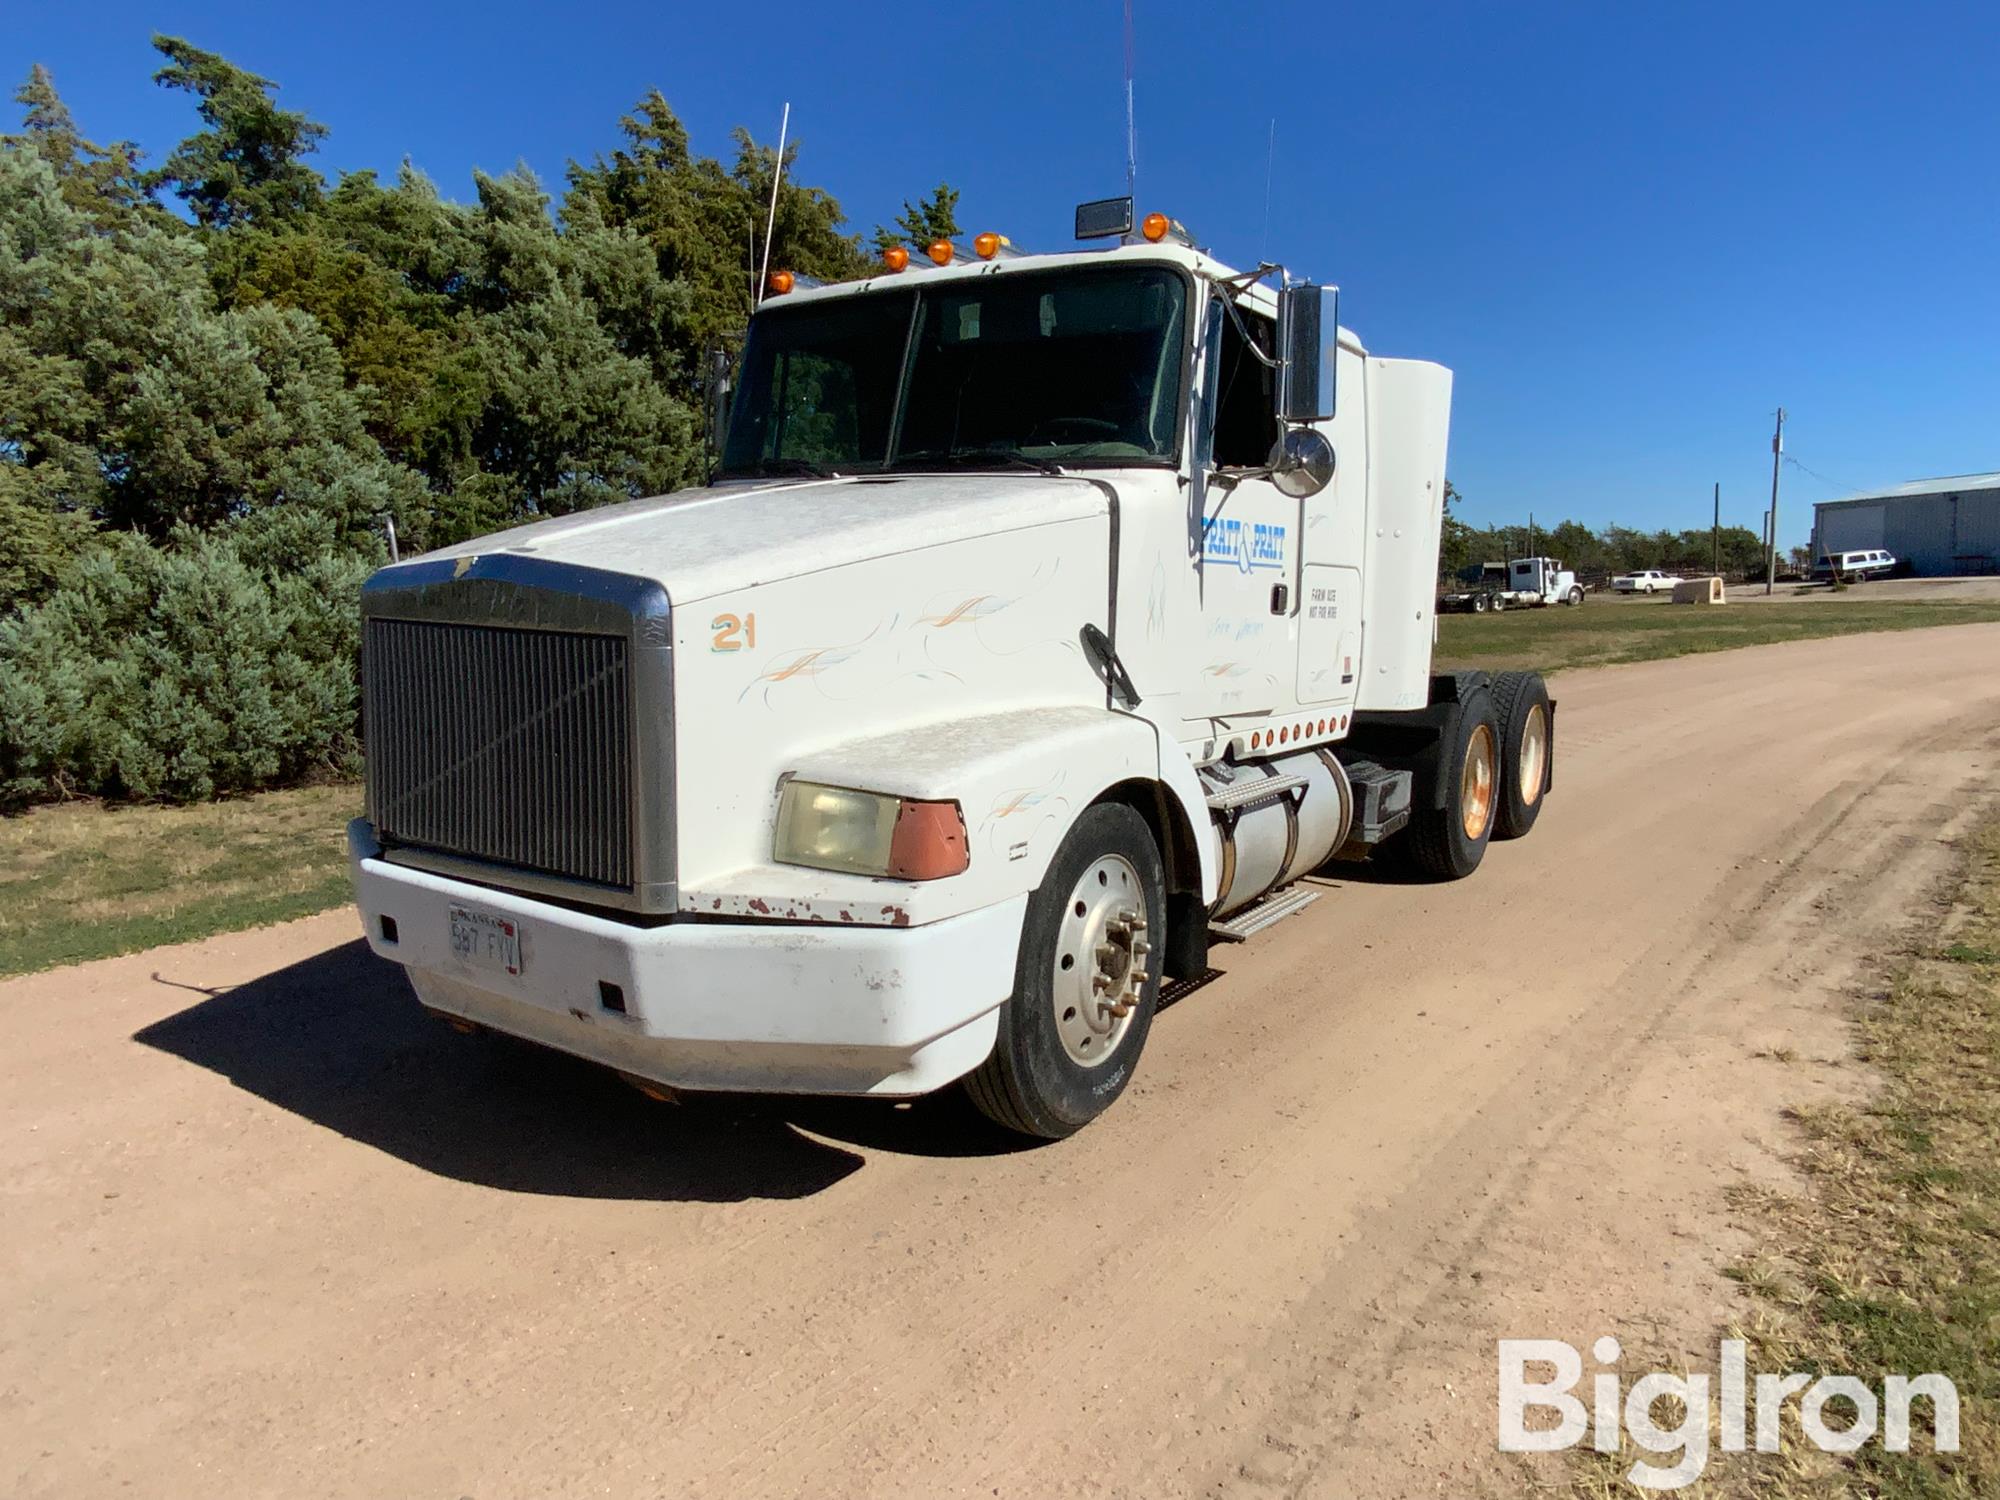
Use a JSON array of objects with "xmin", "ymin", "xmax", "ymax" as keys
[{"xmin": 349, "ymin": 198, "xmax": 1556, "ymax": 1137}]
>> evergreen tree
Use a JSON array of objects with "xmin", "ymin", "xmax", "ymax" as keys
[
  {"xmin": 1, "ymin": 53, "xmax": 902, "ymax": 805},
  {"xmin": 565, "ymin": 92, "xmax": 872, "ymax": 354},
  {"xmin": 146, "ymin": 35, "xmax": 327, "ymax": 229},
  {"xmin": 4, "ymin": 65, "xmax": 151, "ymax": 227},
  {"xmin": 873, "ymin": 182, "xmax": 960, "ymax": 253}
]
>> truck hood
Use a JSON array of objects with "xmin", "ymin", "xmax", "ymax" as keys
[{"xmin": 401, "ymin": 474, "xmax": 1111, "ymax": 605}]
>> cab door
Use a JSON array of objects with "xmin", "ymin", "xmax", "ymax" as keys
[
  {"xmin": 1182, "ymin": 295, "xmax": 1300, "ymax": 726},
  {"xmin": 1297, "ymin": 564, "xmax": 1361, "ymax": 706}
]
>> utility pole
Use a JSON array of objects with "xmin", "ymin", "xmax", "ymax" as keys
[
  {"xmin": 1712, "ymin": 482, "xmax": 1720, "ymax": 575},
  {"xmin": 1765, "ymin": 407, "xmax": 1785, "ymax": 594}
]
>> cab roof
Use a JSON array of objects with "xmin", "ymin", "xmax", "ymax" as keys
[{"xmin": 771, "ymin": 241, "xmax": 1366, "ymax": 355}]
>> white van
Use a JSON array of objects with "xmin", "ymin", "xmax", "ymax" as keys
[{"xmin": 1813, "ymin": 548, "xmax": 1897, "ymax": 581}]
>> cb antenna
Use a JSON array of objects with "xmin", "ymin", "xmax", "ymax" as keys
[
  {"xmin": 755, "ymin": 101, "xmax": 790, "ymax": 305},
  {"xmin": 1260, "ymin": 118, "xmax": 1276, "ymax": 262},
  {"xmin": 1123, "ymin": 0, "xmax": 1137, "ymax": 198}
]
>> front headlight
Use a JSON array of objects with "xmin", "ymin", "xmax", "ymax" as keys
[{"xmin": 773, "ymin": 781, "xmax": 969, "ymax": 880}]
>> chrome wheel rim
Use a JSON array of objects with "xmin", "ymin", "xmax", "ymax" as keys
[
  {"xmin": 1052, "ymin": 854, "xmax": 1149, "ymax": 1067},
  {"xmin": 1461, "ymin": 723, "xmax": 1498, "ymax": 841},
  {"xmin": 1518, "ymin": 704, "xmax": 1548, "ymax": 808}
]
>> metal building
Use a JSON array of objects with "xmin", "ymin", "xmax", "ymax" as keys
[{"xmin": 1811, "ymin": 472, "xmax": 2000, "ymax": 576}]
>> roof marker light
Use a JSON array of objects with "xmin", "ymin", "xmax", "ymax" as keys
[
  {"xmin": 974, "ymin": 231, "xmax": 1006, "ymax": 259},
  {"xmin": 926, "ymin": 238, "xmax": 955, "ymax": 266},
  {"xmin": 882, "ymin": 246, "xmax": 910, "ymax": 272},
  {"xmin": 1141, "ymin": 212, "xmax": 1170, "ymax": 242},
  {"xmin": 766, "ymin": 269, "xmax": 795, "ymax": 295}
]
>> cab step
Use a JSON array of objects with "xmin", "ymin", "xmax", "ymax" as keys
[
  {"xmin": 1204, "ymin": 771, "xmax": 1310, "ymax": 814},
  {"xmin": 1208, "ymin": 883, "xmax": 1320, "ymax": 942}
]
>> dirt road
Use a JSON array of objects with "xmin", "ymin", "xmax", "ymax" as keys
[{"xmin": 8, "ymin": 625, "xmax": 1999, "ymax": 1500}]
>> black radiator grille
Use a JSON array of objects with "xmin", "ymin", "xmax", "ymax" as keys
[{"xmin": 364, "ymin": 619, "xmax": 633, "ymax": 889}]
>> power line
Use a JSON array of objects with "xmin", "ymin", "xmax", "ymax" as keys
[{"xmin": 1782, "ymin": 454, "xmax": 1863, "ymax": 495}]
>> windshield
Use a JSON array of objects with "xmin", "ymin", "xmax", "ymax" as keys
[{"xmin": 720, "ymin": 266, "xmax": 1189, "ymax": 476}]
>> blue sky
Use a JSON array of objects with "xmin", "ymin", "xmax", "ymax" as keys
[{"xmin": 13, "ymin": 1, "xmax": 1998, "ymax": 546}]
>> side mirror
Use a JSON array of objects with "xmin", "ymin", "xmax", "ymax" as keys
[
  {"xmin": 704, "ymin": 341, "xmax": 737, "ymax": 459},
  {"xmin": 1270, "ymin": 428, "xmax": 1335, "ymax": 499},
  {"xmin": 1275, "ymin": 283, "xmax": 1338, "ymax": 424}
]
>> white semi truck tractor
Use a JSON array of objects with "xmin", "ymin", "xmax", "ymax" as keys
[{"xmin": 349, "ymin": 199, "xmax": 1555, "ymax": 1138}]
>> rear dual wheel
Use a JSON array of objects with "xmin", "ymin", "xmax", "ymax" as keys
[
  {"xmin": 1491, "ymin": 670, "xmax": 1552, "ymax": 839},
  {"xmin": 1392, "ymin": 680, "xmax": 1501, "ymax": 880}
]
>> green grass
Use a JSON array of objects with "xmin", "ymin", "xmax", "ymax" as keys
[
  {"xmin": 1557, "ymin": 821, "xmax": 2000, "ymax": 1498},
  {"xmin": 1436, "ymin": 598, "xmax": 2000, "ymax": 675},
  {"xmin": 1714, "ymin": 819, "xmax": 2000, "ymax": 1495},
  {"xmin": 0, "ymin": 783, "xmax": 359, "ymax": 979}
]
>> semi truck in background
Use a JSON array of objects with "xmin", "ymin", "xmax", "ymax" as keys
[
  {"xmin": 348, "ymin": 197, "xmax": 1555, "ymax": 1138},
  {"xmin": 1439, "ymin": 556, "xmax": 1585, "ymax": 613}
]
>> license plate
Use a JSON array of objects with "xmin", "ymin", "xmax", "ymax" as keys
[{"xmin": 449, "ymin": 906, "xmax": 523, "ymax": 976}]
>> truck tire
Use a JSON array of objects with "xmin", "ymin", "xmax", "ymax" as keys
[
  {"xmin": 965, "ymin": 802, "xmax": 1165, "ymax": 1139},
  {"xmin": 1565, "ymin": 585, "xmax": 1584, "ymax": 606},
  {"xmin": 1472, "ymin": 594, "xmax": 1489, "ymax": 614},
  {"xmin": 1386, "ymin": 683, "xmax": 1500, "ymax": 880},
  {"xmin": 1491, "ymin": 670, "xmax": 1552, "ymax": 839}
]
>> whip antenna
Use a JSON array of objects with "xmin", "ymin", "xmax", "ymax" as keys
[
  {"xmin": 1261, "ymin": 118, "xmax": 1275, "ymax": 262},
  {"xmin": 755, "ymin": 101, "xmax": 790, "ymax": 305},
  {"xmin": 1123, "ymin": 0, "xmax": 1137, "ymax": 198}
]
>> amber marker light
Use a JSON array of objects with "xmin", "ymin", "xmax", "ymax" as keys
[
  {"xmin": 926, "ymin": 238, "xmax": 955, "ymax": 266},
  {"xmin": 974, "ymin": 231, "xmax": 1003, "ymax": 259},
  {"xmin": 882, "ymin": 245, "xmax": 910, "ymax": 272},
  {"xmin": 766, "ymin": 269, "xmax": 795, "ymax": 295},
  {"xmin": 1141, "ymin": 211, "xmax": 1170, "ymax": 242},
  {"xmin": 886, "ymin": 799, "xmax": 970, "ymax": 881}
]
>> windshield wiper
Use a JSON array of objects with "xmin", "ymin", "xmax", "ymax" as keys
[
  {"xmin": 727, "ymin": 456, "xmax": 839, "ymax": 479},
  {"xmin": 892, "ymin": 447, "xmax": 1065, "ymax": 477}
]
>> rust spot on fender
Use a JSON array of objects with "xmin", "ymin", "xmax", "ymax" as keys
[
  {"xmin": 881, "ymin": 905, "xmax": 911, "ymax": 927},
  {"xmin": 748, "ymin": 898, "xmax": 771, "ymax": 914},
  {"xmin": 838, "ymin": 910, "xmax": 854, "ymax": 923}
]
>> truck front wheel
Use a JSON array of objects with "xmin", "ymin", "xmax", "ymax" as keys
[{"xmin": 965, "ymin": 803, "xmax": 1165, "ymax": 1139}]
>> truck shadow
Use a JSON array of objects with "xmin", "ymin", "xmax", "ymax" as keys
[{"xmin": 133, "ymin": 940, "xmax": 1033, "ymax": 1204}]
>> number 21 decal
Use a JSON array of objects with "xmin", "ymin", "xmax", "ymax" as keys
[{"xmin": 711, "ymin": 612, "xmax": 758, "ymax": 652}]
